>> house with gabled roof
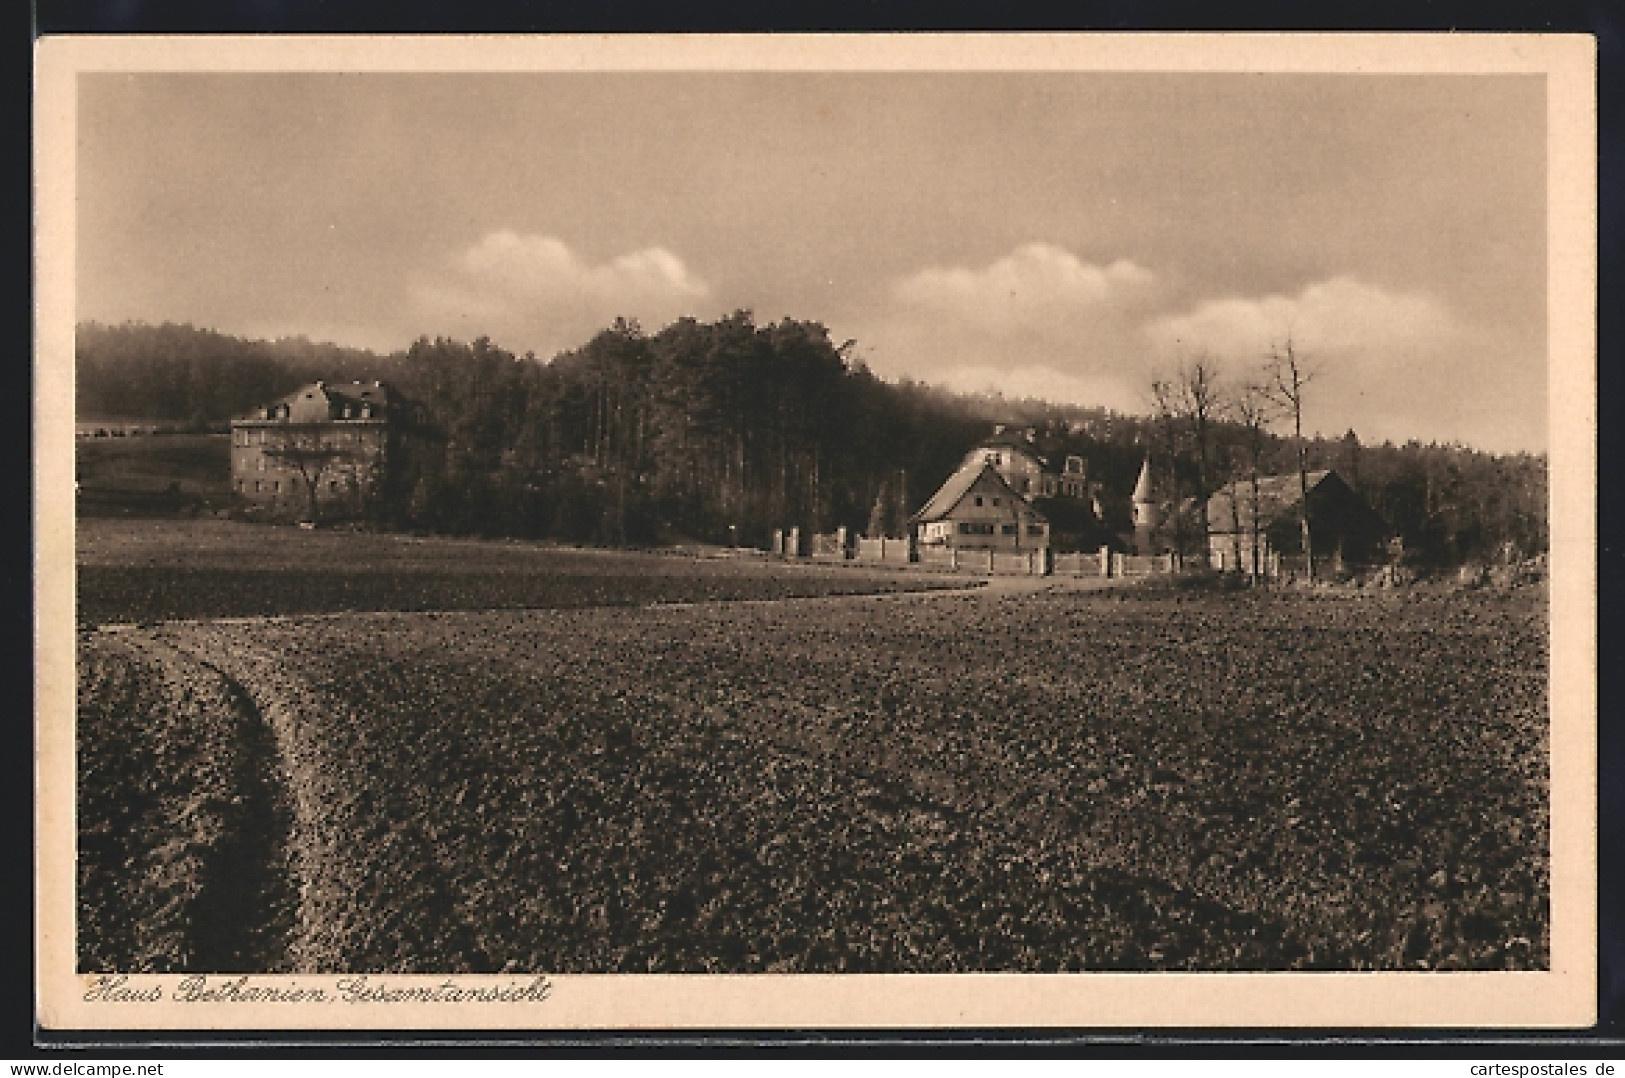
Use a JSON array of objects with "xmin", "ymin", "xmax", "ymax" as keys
[{"xmin": 910, "ymin": 461, "xmax": 1050, "ymax": 552}]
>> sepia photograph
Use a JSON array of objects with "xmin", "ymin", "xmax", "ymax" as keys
[{"xmin": 34, "ymin": 34, "xmax": 1596, "ymax": 1030}]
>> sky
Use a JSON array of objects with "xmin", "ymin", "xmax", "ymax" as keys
[{"xmin": 76, "ymin": 71, "xmax": 1548, "ymax": 453}]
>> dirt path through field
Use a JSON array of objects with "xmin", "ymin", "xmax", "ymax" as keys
[
  {"xmin": 77, "ymin": 630, "xmax": 300, "ymax": 972},
  {"xmin": 843, "ymin": 570, "xmax": 1130, "ymax": 601},
  {"xmin": 151, "ymin": 626, "xmax": 501, "ymax": 973}
]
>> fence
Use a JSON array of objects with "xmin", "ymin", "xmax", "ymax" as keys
[
  {"xmin": 991, "ymin": 549, "xmax": 1047, "ymax": 576},
  {"xmin": 1114, "ymin": 553, "xmax": 1178, "ymax": 576},
  {"xmin": 1052, "ymin": 548, "xmax": 1112, "ymax": 577},
  {"xmin": 809, "ymin": 526, "xmax": 849, "ymax": 561},
  {"xmin": 854, "ymin": 536, "xmax": 913, "ymax": 564},
  {"xmin": 907, "ymin": 546, "xmax": 1046, "ymax": 575},
  {"xmin": 771, "ymin": 527, "xmax": 805, "ymax": 557},
  {"xmin": 774, "ymin": 530, "xmax": 1187, "ymax": 581}
]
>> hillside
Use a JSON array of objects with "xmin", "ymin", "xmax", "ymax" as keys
[{"xmin": 75, "ymin": 319, "xmax": 1548, "ymax": 565}]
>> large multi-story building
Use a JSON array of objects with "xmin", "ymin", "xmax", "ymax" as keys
[
  {"xmin": 230, "ymin": 380, "xmax": 422, "ymax": 521},
  {"xmin": 960, "ymin": 430, "xmax": 1092, "ymax": 499}
]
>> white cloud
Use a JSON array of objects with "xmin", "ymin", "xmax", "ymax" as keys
[
  {"xmin": 411, "ymin": 231, "xmax": 712, "ymax": 356},
  {"xmin": 1142, "ymin": 276, "xmax": 1460, "ymax": 371},
  {"xmin": 1141, "ymin": 277, "xmax": 1543, "ymax": 450},
  {"xmin": 892, "ymin": 243, "xmax": 1156, "ymax": 339},
  {"xmin": 859, "ymin": 257, "xmax": 1540, "ymax": 450},
  {"xmin": 854, "ymin": 243, "xmax": 1162, "ymax": 410}
]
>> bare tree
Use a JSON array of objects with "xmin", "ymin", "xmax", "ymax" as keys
[
  {"xmin": 1151, "ymin": 356, "xmax": 1225, "ymax": 566},
  {"xmin": 1148, "ymin": 376, "xmax": 1185, "ymax": 557},
  {"xmin": 1233, "ymin": 381, "xmax": 1274, "ymax": 583},
  {"xmin": 1176, "ymin": 355, "xmax": 1223, "ymax": 568},
  {"xmin": 265, "ymin": 431, "xmax": 343, "ymax": 525},
  {"xmin": 1265, "ymin": 337, "xmax": 1317, "ymax": 581}
]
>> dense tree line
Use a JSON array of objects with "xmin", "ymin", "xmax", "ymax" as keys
[
  {"xmin": 76, "ymin": 319, "xmax": 1547, "ymax": 564},
  {"xmin": 380, "ymin": 315, "xmax": 991, "ymax": 545},
  {"xmin": 75, "ymin": 321, "xmax": 402, "ymax": 426}
]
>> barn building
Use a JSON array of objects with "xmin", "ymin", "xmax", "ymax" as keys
[{"xmin": 1205, "ymin": 469, "xmax": 1391, "ymax": 573}]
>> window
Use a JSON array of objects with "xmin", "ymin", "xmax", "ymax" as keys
[
  {"xmin": 329, "ymin": 480, "xmax": 340, "ymax": 492},
  {"xmin": 257, "ymin": 457, "xmax": 265, "ymax": 472},
  {"xmin": 992, "ymin": 497, "xmax": 1001, "ymax": 507},
  {"xmin": 973, "ymin": 496, "xmax": 983, "ymax": 507},
  {"xmin": 235, "ymin": 479, "xmax": 244, "ymax": 492},
  {"xmin": 958, "ymin": 522, "xmax": 994, "ymax": 536},
  {"xmin": 254, "ymin": 480, "xmax": 262, "ymax": 492},
  {"xmin": 1028, "ymin": 525, "xmax": 1046, "ymax": 537},
  {"xmin": 1001, "ymin": 524, "xmax": 1018, "ymax": 535}
]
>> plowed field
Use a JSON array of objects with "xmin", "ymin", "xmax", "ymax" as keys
[
  {"xmin": 75, "ymin": 520, "xmax": 966, "ymax": 625},
  {"xmin": 78, "ymin": 585, "xmax": 1548, "ymax": 974}
]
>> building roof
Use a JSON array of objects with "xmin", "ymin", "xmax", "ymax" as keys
[
  {"xmin": 910, "ymin": 462, "xmax": 1044, "ymax": 524},
  {"xmin": 237, "ymin": 380, "xmax": 404, "ymax": 422},
  {"xmin": 1206, "ymin": 470, "xmax": 1334, "ymax": 531},
  {"xmin": 965, "ymin": 437, "xmax": 1046, "ymax": 468},
  {"xmin": 321, "ymin": 380, "xmax": 397, "ymax": 406},
  {"xmin": 1131, "ymin": 457, "xmax": 1155, "ymax": 502}
]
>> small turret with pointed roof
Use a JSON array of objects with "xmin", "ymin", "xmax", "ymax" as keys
[
  {"xmin": 1132, "ymin": 456, "xmax": 1155, "ymax": 508},
  {"xmin": 1132, "ymin": 456, "xmax": 1159, "ymax": 551}
]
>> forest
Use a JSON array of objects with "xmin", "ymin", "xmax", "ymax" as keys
[{"xmin": 75, "ymin": 318, "xmax": 1548, "ymax": 567}]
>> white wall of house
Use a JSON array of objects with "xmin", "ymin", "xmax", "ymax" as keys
[{"xmin": 920, "ymin": 469, "xmax": 1050, "ymax": 550}]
